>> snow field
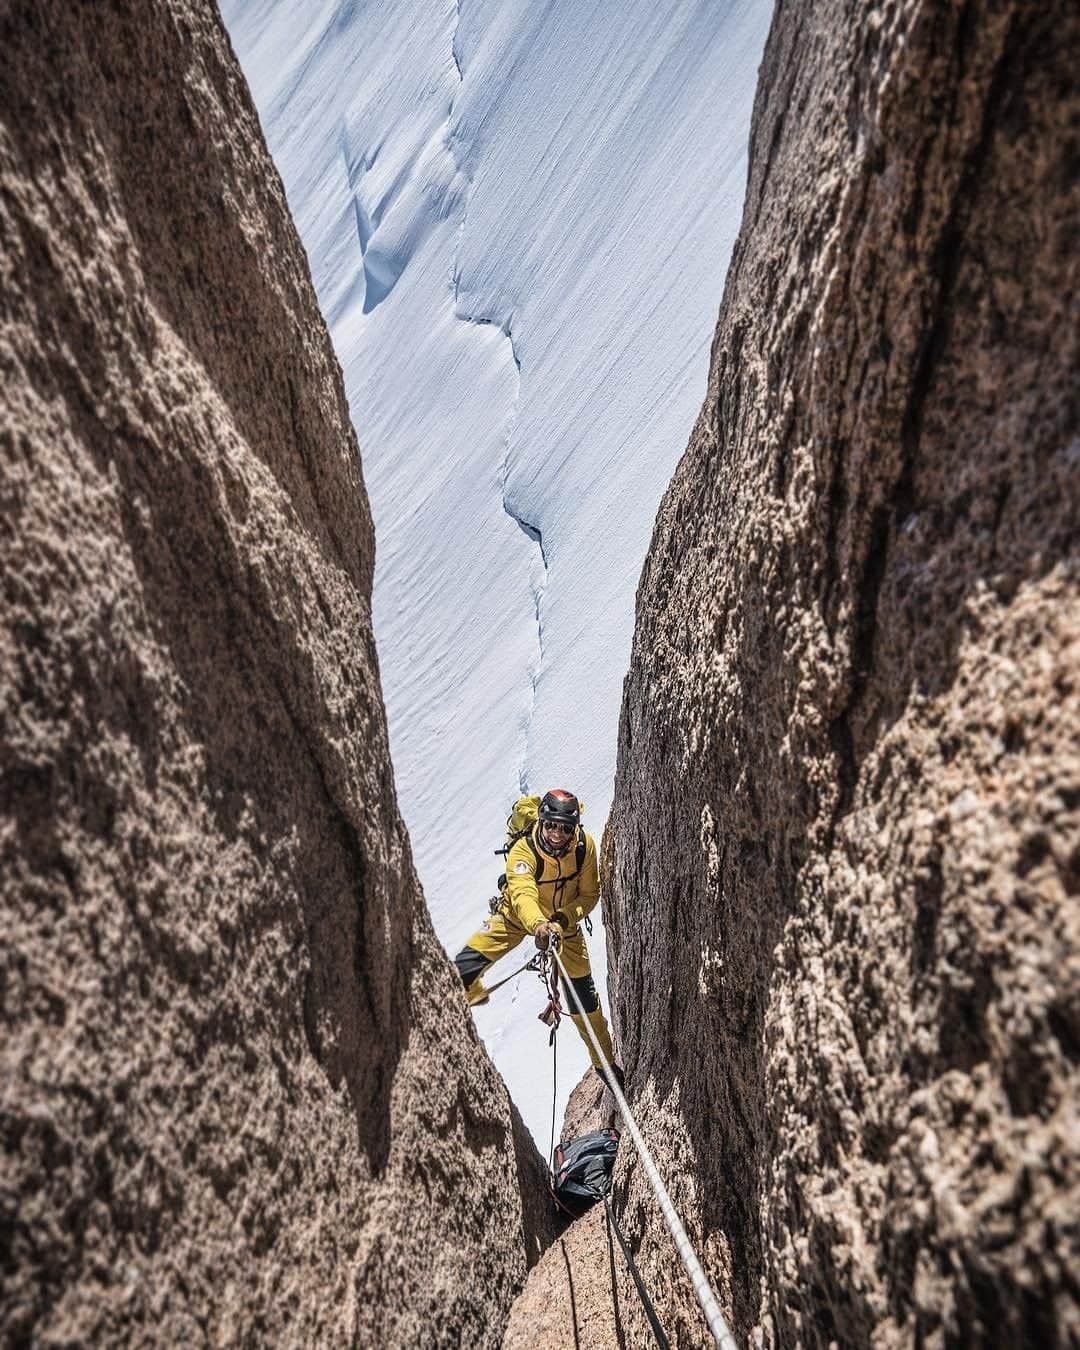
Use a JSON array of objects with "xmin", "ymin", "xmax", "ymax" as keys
[{"xmin": 223, "ymin": 0, "xmax": 771, "ymax": 1145}]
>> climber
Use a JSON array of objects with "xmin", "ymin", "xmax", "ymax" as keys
[{"xmin": 453, "ymin": 789, "xmax": 625, "ymax": 1094}]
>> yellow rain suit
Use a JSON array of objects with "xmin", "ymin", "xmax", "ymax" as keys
[{"xmin": 454, "ymin": 823, "xmax": 615, "ymax": 1068}]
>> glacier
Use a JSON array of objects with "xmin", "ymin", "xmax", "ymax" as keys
[{"xmin": 221, "ymin": 0, "xmax": 772, "ymax": 1147}]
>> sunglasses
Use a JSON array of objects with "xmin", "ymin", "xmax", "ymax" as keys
[{"xmin": 542, "ymin": 820, "xmax": 575, "ymax": 835}]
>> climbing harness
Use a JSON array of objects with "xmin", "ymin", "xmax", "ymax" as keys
[
  {"xmin": 550, "ymin": 944, "xmax": 740, "ymax": 1350},
  {"xmin": 465, "ymin": 927, "xmax": 572, "ymax": 1020}
]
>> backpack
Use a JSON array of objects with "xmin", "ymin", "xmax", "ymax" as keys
[
  {"xmin": 550, "ymin": 1126, "xmax": 620, "ymax": 1217},
  {"xmin": 494, "ymin": 794, "xmax": 586, "ymax": 880}
]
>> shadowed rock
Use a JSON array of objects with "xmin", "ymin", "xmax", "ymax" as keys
[
  {"xmin": 0, "ymin": 2, "xmax": 555, "ymax": 1343},
  {"xmin": 606, "ymin": 0, "xmax": 1078, "ymax": 1345}
]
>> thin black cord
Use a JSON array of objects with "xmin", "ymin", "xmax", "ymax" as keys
[
  {"xmin": 605, "ymin": 1196, "xmax": 629, "ymax": 1350},
  {"xmin": 544, "ymin": 950, "xmax": 561, "ymax": 1170},
  {"xmin": 549, "ymin": 1025, "xmax": 558, "ymax": 1170},
  {"xmin": 604, "ymin": 1196, "xmax": 671, "ymax": 1350}
]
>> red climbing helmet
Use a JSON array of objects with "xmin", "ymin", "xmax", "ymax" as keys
[{"xmin": 539, "ymin": 789, "xmax": 580, "ymax": 856}]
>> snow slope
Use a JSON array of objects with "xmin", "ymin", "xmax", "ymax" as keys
[{"xmin": 222, "ymin": 0, "xmax": 771, "ymax": 1146}]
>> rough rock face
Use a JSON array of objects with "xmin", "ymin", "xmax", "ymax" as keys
[
  {"xmin": 561, "ymin": 1071, "xmax": 608, "ymax": 1144},
  {"xmin": 607, "ymin": 1, "xmax": 1078, "ymax": 1346},
  {"xmin": 505, "ymin": 1075, "xmax": 723, "ymax": 1348},
  {"xmin": 502, "ymin": 1203, "xmax": 621, "ymax": 1350},
  {"xmin": 0, "ymin": 2, "xmax": 554, "ymax": 1343},
  {"xmin": 503, "ymin": 1073, "xmax": 669, "ymax": 1350}
]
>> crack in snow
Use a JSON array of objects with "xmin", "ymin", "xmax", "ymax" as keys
[
  {"xmin": 506, "ymin": 504, "xmax": 547, "ymax": 796},
  {"xmin": 446, "ymin": 5, "xmax": 543, "ymax": 798},
  {"xmin": 334, "ymin": 0, "xmax": 544, "ymax": 797},
  {"xmin": 450, "ymin": 0, "xmax": 464, "ymax": 82},
  {"xmin": 495, "ymin": 330, "xmax": 545, "ymax": 796}
]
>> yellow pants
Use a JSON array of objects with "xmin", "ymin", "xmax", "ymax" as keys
[{"xmin": 454, "ymin": 910, "xmax": 615, "ymax": 1068}]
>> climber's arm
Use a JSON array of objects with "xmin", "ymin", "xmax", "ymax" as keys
[{"xmin": 504, "ymin": 841, "xmax": 547, "ymax": 933}]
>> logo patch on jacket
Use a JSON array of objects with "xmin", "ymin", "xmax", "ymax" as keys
[{"xmin": 513, "ymin": 860, "xmax": 530, "ymax": 875}]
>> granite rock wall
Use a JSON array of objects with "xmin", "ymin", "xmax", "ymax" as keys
[
  {"xmin": 0, "ymin": 2, "xmax": 553, "ymax": 1343},
  {"xmin": 606, "ymin": 0, "xmax": 1078, "ymax": 1344}
]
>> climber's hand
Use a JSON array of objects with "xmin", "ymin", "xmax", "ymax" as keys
[{"xmin": 534, "ymin": 922, "xmax": 561, "ymax": 951}]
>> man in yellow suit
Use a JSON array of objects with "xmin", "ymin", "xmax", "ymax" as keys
[{"xmin": 454, "ymin": 789, "xmax": 624, "ymax": 1092}]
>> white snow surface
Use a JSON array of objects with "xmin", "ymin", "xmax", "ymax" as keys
[{"xmin": 222, "ymin": 0, "xmax": 771, "ymax": 1147}]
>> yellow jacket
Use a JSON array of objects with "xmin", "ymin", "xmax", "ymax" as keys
[{"xmin": 504, "ymin": 824, "xmax": 600, "ymax": 934}]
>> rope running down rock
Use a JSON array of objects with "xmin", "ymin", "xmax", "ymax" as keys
[{"xmin": 550, "ymin": 944, "xmax": 739, "ymax": 1350}]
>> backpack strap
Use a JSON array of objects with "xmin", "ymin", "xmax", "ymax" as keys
[
  {"xmin": 536, "ymin": 824, "xmax": 585, "ymax": 886},
  {"xmin": 526, "ymin": 827, "xmax": 543, "ymax": 882},
  {"xmin": 495, "ymin": 825, "xmax": 545, "ymax": 879},
  {"xmin": 494, "ymin": 824, "xmax": 532, "ymax": 859},
  {"xmin": 551, "ymin": 826, "xmax": 587, "ymax": 900},
  {"xmin": 498, "ymin": 824, "xmax": 586, "ymax": 889}
]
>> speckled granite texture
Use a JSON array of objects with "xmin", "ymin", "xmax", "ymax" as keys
[
  {"xmin": 606, "ymin": 0, "xmax": 1078, "ymax": 1345},
  {"xmin": 0, "ymin": 3, "xmax": 554, "ymax": 1343}
]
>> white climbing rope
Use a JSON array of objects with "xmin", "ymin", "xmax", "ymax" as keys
[{"xmin": 551, "ymin": 944, "xmax": 739, "ymax": 1350}]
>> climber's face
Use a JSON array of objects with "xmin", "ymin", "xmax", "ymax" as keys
[{"xmin": 540, "ymin": 818, "xmax": 574, "ymax": 857}]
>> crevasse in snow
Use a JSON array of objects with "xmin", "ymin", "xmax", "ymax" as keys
[{"xmin": 222, "ymin": 0, "xmax": 772, "ymax": 1145}]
